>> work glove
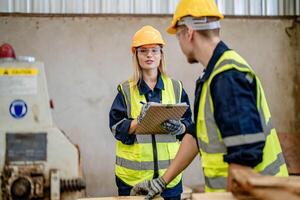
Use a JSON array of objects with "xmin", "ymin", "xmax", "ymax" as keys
[
  {"xmin": 130, "ymin": 177, "xmax": 166, "ymax": 200},
  {"xmin": 137, "ymin": 103, "xmax": 150, "ymax": 123},
  {"xmin": 161, "ymin": 119, "xmax": 186, "ymax": 136}
]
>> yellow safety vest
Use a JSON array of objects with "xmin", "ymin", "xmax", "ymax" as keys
[
  {"xmin": 115, "ymin": 74, "xmax": 183, "ymax": 188},
  {"xmin": 196, "ymin": 50, "xmax": 288, "ymax": 192}
]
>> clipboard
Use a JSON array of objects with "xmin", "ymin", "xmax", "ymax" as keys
[{"xmin": 135, "ymin": 102, "xmax": 189, "ymax": 134}]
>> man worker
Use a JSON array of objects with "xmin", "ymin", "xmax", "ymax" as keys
[{"xmin": 130, "ymin": 0, "xmax": 288, "ymax": 198}]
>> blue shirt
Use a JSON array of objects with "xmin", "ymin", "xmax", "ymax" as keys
[{"xmin": 192, "ymin": 41, "xmax": 264, "ymax": 167}]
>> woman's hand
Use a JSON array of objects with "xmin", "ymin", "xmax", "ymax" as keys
[
  {"xmin": 129, "ymin": 119, "xmax": 138, "ymax": 134},
  {"xmin": 161, "ymin": 119, "xmax": 186, "ymax": 136}
]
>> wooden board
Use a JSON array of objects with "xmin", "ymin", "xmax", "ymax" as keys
[
  {"xmin": 192, "ymin": 192, "xmax": 238, "ymax": 200},
  {"xmin": 80, "ymin": 194, "xmax": 237, "ymax": 200},
  {"xmin": 231, "ymin": 168, "xmax": 300, "ymax": 200}
]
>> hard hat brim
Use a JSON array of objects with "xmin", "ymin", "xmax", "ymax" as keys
[{"xmin": 167, "ymin": 26, "xmax": 176, "ymax": 35}]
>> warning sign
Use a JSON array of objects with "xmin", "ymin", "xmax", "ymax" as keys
[
  {"xmin": 0, "ymin": 68, "xmax": 38, "ymax": 76},
  {"xmin": 0, "ymin": 68, "xmax": 38, "ymax": 95}
]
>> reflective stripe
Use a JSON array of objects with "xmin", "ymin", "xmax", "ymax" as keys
[
  {"xmin": 111, "ymin": 118, "xmax": 127, "ymax": 136},
  {"xmin": 245, "ymin": 73, "xmax": 254, "ymax": 83},
  {"xmin": 171, "ymin": 79, "xmax": 181, "ymax": 103},
  {"xmin": 223, "ymin": 133, "xmax": 265, "ymax": 147},
  {"xmin": 197, "ymin": 138, "xmax": 226, "ymax": 153},
  {"xmin": 116, "ymin": 156, "xmax": 171, "ymax": 170},
  {"xmin": 201, "ymin": 85, "xmax": 227, "ymax": 153},
  {"xmin": 265, "ymin": 119, "xmax": 273, "ymax": 135},
  {"xmin": 120, "ymin": 81, "xmax": 132, "ymax": 118},
  {"xmin": 137, "ymin": 135, "xmax": 177, "ymax": 144},
  {"xmin": 215, "ymin": 59, "xmax": 249, "ymax": 71},
  {"xmin": 205, "ymin": 176, "xmax": 226, "ymax": 190},
  {"xmin": 257, "ymin": 83, "xmax": 273, "ymax": 137},
  {"xmin": 258, "ymin": 106, "xmax": 273, "ymax": 137},
  {"xmin": 261, "ymin": 152, "xmax": 286, "ymax": 175}
]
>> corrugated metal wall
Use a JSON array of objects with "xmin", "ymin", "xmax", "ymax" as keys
[{"xmin": 0, "ymin": 0, "xmax": 299, "ymax": 16}]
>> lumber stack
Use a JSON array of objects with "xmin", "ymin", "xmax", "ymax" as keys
[{"xmin": 231, "ymin": 168, "xmax": 300, "ymax": 200}]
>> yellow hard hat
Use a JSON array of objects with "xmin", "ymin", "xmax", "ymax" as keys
[
  {"xmin": 167, "ymin": 0, "xmax": 224, "ymax": 34},
  {"xmin": 131, "ymin": 25, "xmax": 165, "ymax": 52}
]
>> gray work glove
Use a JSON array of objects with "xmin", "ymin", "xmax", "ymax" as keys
[
  {"xmin": 130, "ymin": 177, "xmax": 166, "ymax": 200},
  {"xmin": 137, "ymin": 103, "xmax": 150, "ymax": 123},
  {"xmin": 161, "ymin": 119, "xmax": 186, "ymax": 136}
]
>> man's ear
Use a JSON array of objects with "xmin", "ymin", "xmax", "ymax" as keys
[{"xmin": 186, "ymin": 25, "xmax": 194, "ymax": 42}]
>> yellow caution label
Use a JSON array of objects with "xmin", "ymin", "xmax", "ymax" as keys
[{"xmin": 0, "ymin": 68, "xmax": 39, "ymax": 76}]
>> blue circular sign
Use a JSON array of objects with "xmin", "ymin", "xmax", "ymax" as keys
[{"xmin": 9, "ymin": 99, "xmax": 28, "ymax": 119}]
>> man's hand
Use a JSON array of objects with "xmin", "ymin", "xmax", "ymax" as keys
[
  {"xmin": 161, "ymin": 119, "xmax": 186, "ymax": 136},
  {"xmin": 227, "ymin": 163, "xmax": 251, "ymax": 191},
  {"xmin": 130, "ymin": 177, "xmax": 166, "ymax": 199},
  {"xmin": 137, "ymin": 103, "xmax": 150, "ymax": 123}
]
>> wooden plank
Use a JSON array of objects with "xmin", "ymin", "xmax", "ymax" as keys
[
  {"xmin": 231, "ymin": 168, "xmax": 300, "ymax": 200},
  {"xmin": 251, "ymin": 188, "xmax": 300, "ymax": 200},
  {"xmin": 80, "ymin": 193, "xmax": 238, "ymax": 200},
  {"xmin": 192, "ymin": 192, "xmax": 238, "ymax": 200}
]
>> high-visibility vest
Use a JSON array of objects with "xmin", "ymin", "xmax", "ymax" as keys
[
  {"xmin": 196, "ymin": 50, "xmax": 288, "ymax": 192},
  {"xmin": 115, "ymin": 74, "xmax": 183, "ymax": 188}
]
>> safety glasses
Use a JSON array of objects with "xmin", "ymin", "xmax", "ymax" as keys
[{"xmin": 137, "ymin": 47, "xmax": 161, "ymax": 56}]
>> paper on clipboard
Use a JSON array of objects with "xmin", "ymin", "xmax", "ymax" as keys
[{"xmin": 135, "ymin": 102, "xmax": 189, "ymax": 134}]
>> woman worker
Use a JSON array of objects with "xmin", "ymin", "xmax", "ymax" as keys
[{"xmin": 109, "ymin": 25, "xmax": 193, "ymax": 200}]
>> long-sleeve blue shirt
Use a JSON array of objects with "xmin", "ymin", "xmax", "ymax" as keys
[
  {"xmin": 192, "ymin": 41, "xmax": 264, "ymax": 168},
  {"xmin": 109, "ymin": 73, "xmax": 193, "ymax": 145}
]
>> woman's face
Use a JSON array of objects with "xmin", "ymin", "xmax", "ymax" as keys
[{"xmin": 136, "ymin": 44, "xmax": 162, "ymax": 71}]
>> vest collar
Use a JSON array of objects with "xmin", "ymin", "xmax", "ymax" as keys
[
  {"xmin": 198, "ymin": 41, "xmax": 230, "ymax": 83},
  {"xmin": 138, "ymin": 72, "xmax": 165, "ymax": 95}
]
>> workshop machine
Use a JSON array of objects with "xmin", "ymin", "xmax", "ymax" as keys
[{"xmin": 0, "ymin": 44, "xmax": 86, "ymax": 200}]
